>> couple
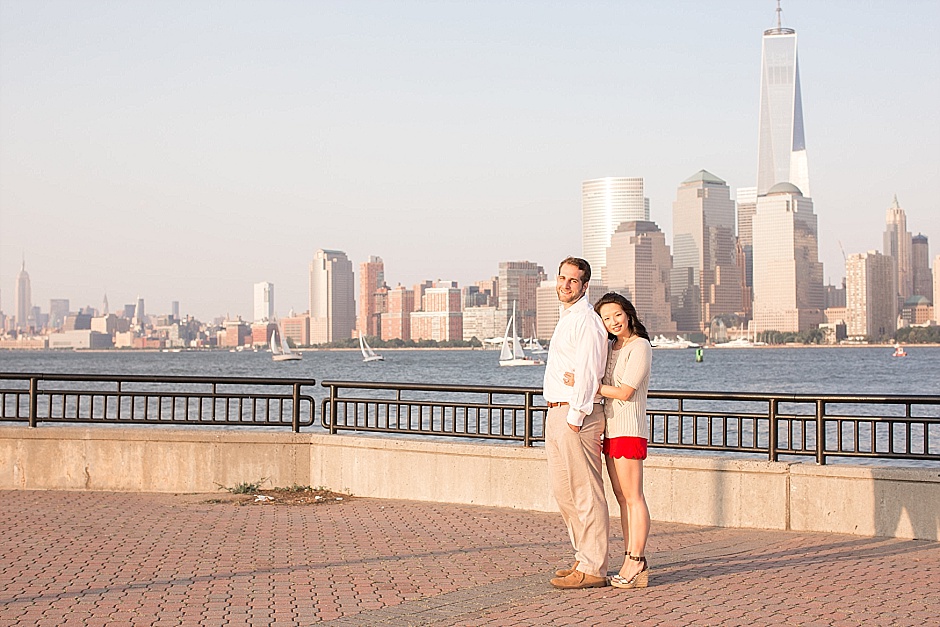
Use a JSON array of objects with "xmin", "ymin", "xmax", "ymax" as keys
[{"xmin": 543, "ymin": 256, "xmax": 652, "ymax": 590}]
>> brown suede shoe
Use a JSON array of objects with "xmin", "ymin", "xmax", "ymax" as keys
[
  {"xmin": 554, "ymin": 560, "xmax": 579, "ymax": 577},
  {"xmin": 550, "ymin": 570, "xmax": 608, "ymax": 589}
]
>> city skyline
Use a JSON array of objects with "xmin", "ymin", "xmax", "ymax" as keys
[{"xmin": 1, "ymin": 2, "xmax": 938, "ymax": 321}]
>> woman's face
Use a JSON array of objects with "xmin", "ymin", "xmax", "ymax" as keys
[{"xmin": 598, "ymin": 303, "xmax": 630, "ymax": 338}]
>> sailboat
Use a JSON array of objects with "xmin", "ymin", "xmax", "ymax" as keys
[
  {"xmin": 499, "ymin": 302, "xmax": 544, "ymax": 367},
  {"xmin": 270, "ymin": 324, "xmax": 302, "ymax": 362},
  {"xmin": 525, "ymin": 326, "xmax": 548, "ymax": 354},
  {"xmin": 359, "ymin": 333, "xmax": 384, "ymax": 362}
]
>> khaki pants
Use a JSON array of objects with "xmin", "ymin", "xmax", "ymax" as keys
[{"xmin": 545, "ymin": 403, "xmax": 609, "ymax": 577}]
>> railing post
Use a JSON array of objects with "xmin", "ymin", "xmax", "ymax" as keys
[
  {"xmin": 292, "ymin": 383, "xmax": 301, "ymax": 433},
  {"xmin": 524, "ymin": 391, "xmax": 533, "ymax": 447},
  {"xmin": 816, "ymin": 399, "xmax": 826, "ymax": 465},
  {"xmin": 329, "ymin": 385, "xmax": 338, "ymax": 434},
  {"xmin": 768, "ymin": 398, "xmax": 778, "ymax": 461},
  {"xmin": 28, "ymin": 376, "xmax": 39, "ymax": 428}
]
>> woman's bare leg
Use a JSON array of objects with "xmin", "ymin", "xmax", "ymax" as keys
[{"xmin": 606, "ymin": 456, "xmax": 650, "ymax": 580}]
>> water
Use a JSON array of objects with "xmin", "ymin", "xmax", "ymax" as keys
[{"xmin": 1, "ymin": 345, "xmax": 937, "ymax": 396}]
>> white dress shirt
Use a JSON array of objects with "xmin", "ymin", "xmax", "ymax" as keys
[{"xmin": 542, "ymin": 294, "xmax": 608, "ymax": 427}]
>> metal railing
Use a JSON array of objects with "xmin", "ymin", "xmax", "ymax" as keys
[
  {"xmin": 320, "ymin": 381, "xmax": 544, "ymax": 446},
  {"xmin": 321, "ymin": 381, "xmax": 940, "ymax": 465},
  {"xmin": 3, "ymin": 373, "xmax": 937, "ymax": 464},
  {"xmin": 0, "ymin": 373, "xmax": 316, "ymax": 432}
]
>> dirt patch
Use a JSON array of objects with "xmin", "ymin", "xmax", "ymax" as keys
[{"xmin": 201, "ymin": 487, "xmax": 351, "ymax": 506}]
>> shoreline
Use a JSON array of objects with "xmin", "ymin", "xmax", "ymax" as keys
[{"xmin": 2, "ymin": 343, "xmax": 940, "ymax": 354}]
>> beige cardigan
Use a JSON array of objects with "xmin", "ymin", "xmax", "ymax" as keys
[{"xmin": 602, "ymin": 337, "xmax": 652, "ymax": 439}]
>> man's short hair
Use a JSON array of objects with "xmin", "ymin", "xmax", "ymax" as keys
[{"xmin": 558, "ymin": 257, "xmax": 591, "ymax": 283}]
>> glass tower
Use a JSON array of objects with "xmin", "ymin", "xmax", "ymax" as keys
[
  {"xmin": 757, "ymin": 11, "xmax": 810, "ymax": 196},
  {"xmin": 581, "ymin": 177, "xmax": 649, "ymax": 277}
]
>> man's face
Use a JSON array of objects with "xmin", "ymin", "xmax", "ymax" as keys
[{"xmin": 556, "ymin": 263, "xmax": 588, "ymax": 306}]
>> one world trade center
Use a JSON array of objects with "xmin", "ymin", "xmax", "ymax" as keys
[{"xmin": 756, "ymin": 6, "xmax": 810, "ymax": 197}]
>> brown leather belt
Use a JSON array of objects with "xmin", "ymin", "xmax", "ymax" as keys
[{"xmin": 546, "ymin": 402, "xmax": 569, "ymax": 408}]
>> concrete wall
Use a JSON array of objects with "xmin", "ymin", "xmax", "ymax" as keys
[{"xmin": 1, "ymin": 426, "xmax": 937, "ymax": 541}]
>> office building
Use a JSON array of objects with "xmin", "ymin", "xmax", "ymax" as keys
[
  {"xmin": 670, "ymin": 171, "xmax": 742, "ymax": 334},
  {"xmin": 171, "ymin": 301, "xmax": 179, "ymax": 320},
  {"xmin": 846, "ymin": 251, "xmax": 896, "ymax": 340},
  {"xmin": 49, "ymin": 299, "xmax": 70, "ymax": 330},
  {"xmin": 475, "ymin": 277, "xmax": 499, "ymax": 309},
  {"xmin": 253, "ymin": 282, "xmax": 274, "ymax": 322},
  {"xmin": 14, "ymin": 260, "xmax": 31, "ymax": 331},
  {"xmin": 883, "ymin": 196, "xmax": 913, "ymax": 306},
  {"xmin": 462, "ymin": 306, "xmax": 502, "ymax": 343},
  {"xmin": 934, "ymin": 255, "xmax": 940, "ymax": 321},
  {"xmin": 604, "ymin": 220, "xmax": 676, "ymax": 336},
  {"xmin": 281, "ymin": 314, "xmax": 310, "ymax": 347},
  {"xmin": 410, "ymin": 282, "xmax": 462, "ymax": 342},
  {"xmin": 309, "ymin": 249, "xmax": 356, "ymax": 344},
  {"xmin": 757, "ymin": 8, "xmax": 810, "ymax": 197},
  {"xmin": 102, "ymin": 294, "xmax": 109, "ymax": 316},
  {"xmin": 582, "ymin": 177, "xmax": 649, "ymax": 274},
  {"xmin": 752, "ymin": 183, "xmax": 824, "ymax": 333},
  {"xmin": 358, "ymin": 256, "xmax": 386, "ymax": 337},
  {"xmin": 133, "ymin": 296, "xmax": 146, "ymax": 327},
  {"xmin": 736, "ymin": 186, "xmax": 757, "ymax": 316},
  {"xmin": 381, "ymin": 285, "xmax": 415, "ymax": 342},
  {"xmin": 911, "ymin": 234, "xmax": 931, "ymax": 301},
  {"xmin": 498, "ymin": 261, "xmax": 545, "ymax": 340}
]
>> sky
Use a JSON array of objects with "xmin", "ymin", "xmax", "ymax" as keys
[{"xmin": 1, "ymin": 0, "xmax": 938, "ymax": 322}]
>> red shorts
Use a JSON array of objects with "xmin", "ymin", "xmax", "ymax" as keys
[{"xmin": 603, "ymin": 436, "xmax": 648, "ymax": 460}]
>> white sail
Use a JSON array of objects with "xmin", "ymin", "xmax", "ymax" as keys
[
  {"xmin": 511, "ymin": 305, "xmax": 525, "ymax": 359},
  {"xmin": 272, "ymin": 322, "xmax": 302, "ymax": 361},
  {"xmin": 499, "ymin": 301, "xmax": 544, "ymax": 367},
  {"xmin": 359, "ymin": 333, "xmax": 384, "ymax": 362}
]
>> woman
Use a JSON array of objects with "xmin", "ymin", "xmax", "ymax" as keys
[{"xmin": 563, "ymin": 292, "xmax": 652, "ymax": 589}]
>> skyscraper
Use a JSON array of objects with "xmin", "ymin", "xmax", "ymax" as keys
[
  {"xmin": 883, "ymin": 195, "xmax": 912, "ymax": 307},
  {"xmin": 736, "ymin": 186, "xmax": 758, "ymax": 316},
  {"xmin": 253, "ymin": 282, "xmax": 274, "ymax": 322},
  {"xmin": 670, "ymin": 170, "xmax": 742, "ymax": 334},
  {"xmin": 381, "ymin": 285, "xmax": 414, "ymax": 342},
  {"xmin": 358, "ymin": 256, "xmax": 386, "ymax": 337},
  {"xmin": 846, "ymin": 251, "xmax": 896, "ymax": 340},
  {"xmin": 603, "ymin": 220, "xmax": 676, "ymax": 336},
  {"xmin": 582, "ymin": 177, "xmax": 649, "ymax": 275},
  {"xmin": 911, "ymin": 234, "xmax": 931, "ymax": 301},
  {"xmin": 752, "ymin": 182, "xmax": 824, "ymax": 333},
  {"xmin": 14, "ymin": 260, "xmax": 31, "ymax": 331},
  {"xmin": 309, "ymin": 249, "xmax": 356, "ymax": 344},
  {"xmin": 498, "ymin": 260, "xmax": 545, "ymax": 338},
  {"xmin": 757, "ymin": 5, "xmax": 810, "ymax": 196}
]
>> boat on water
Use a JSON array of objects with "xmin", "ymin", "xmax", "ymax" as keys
[
  {"xmin": 892, "ymin": 344, "xmax": 907, "ymax": 357},
  {"xmin": 499, "ymin": 302, "xmax": 544, "ymax": 367},
  {"xmin": 652, "ymin": 335, "xmax": 701, "ymax": 349},
  {"xmin": 713, "ymin": 337, "xmax": 767, "ymax": 348},
  {"xmin": 270, "ymin": 324, "xmax": 302, "ymax": 362},
  {"xmin": 524, "ymin": 326, "xmax": 548, "ymax": 354},
  {"xmin": 359, "ymin": 333, "xmax": 384, "ymax": 362}
]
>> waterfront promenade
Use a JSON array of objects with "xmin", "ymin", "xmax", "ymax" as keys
[{"xmin": 1, "ymin": 491, "xmax": 937, "ymax": 626}]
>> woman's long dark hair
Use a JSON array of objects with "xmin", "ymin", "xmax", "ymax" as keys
[{"xmin": 593, "ymin": 292, "xmax": 650, "ymax": 342}]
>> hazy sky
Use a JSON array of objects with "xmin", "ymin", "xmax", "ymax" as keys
[{"xmin": 1, "ymin": 0, "xmax": 938, "ymax": 321}]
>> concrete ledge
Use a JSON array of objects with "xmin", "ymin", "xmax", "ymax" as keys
[
  {"xmin": 789, "ymin": 463, "xmax": 940, "ymax": 541},
  {"xmin": 2, "ymin": 426, "xmax": 937, "ymax": 540}
]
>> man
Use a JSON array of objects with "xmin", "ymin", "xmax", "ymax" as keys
[{"xmin": 543, "ymin": 256, "xmax": 610, "ymax": 589}]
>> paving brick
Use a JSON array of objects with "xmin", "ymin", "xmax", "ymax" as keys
[{"xmin": 1, "ymin": 490, "xmax": 937, "ymax": 626}]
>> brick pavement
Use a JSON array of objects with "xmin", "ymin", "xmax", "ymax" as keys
[{"xmin": 0, "ymin": 490, "xmax": 937, "ymax": 626}]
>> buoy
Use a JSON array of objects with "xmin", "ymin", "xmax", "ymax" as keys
[{"xmin": 695, "ymin": 347, "xmax": 704, "ymax": 362}]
